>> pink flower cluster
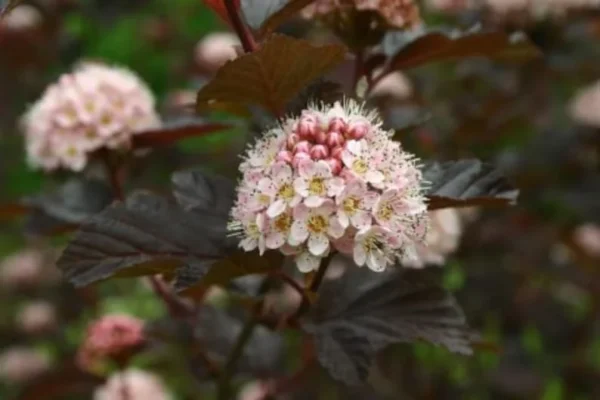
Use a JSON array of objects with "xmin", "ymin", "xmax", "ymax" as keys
[
  {"xmin": 302, "ymin": 0, "xmax": 421, "ymax": 29},
  {"xmin": 21, "ymin": 62, "xmax": 160, "ymax": 172},
  {"xmin": 77, "ymin": 314, "xmax": 144, "ymax": 371},
  {"xmin": 428, "ymin": 0, "xmax": 600, "ymax": 18},
  {"xmin": 570, "ymin": 80, "xmax": 600, "ymax": 128},
  {"xmin": 94, "ymin": 369, "xmax": 172, "ymax": 400},
  {"xmin": 229, "ymin": 100, "xmax": 429, "ymax": 273}
]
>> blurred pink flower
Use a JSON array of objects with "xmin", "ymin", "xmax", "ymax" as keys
[
  {"xmin": 77, "ymin": 314, "xmax": 145, "ymax": 371},
  {"xmin": 17, "ymin": 301, "xmax": 58, "ymax": 335},
  {"xmin": 0, "ymin": 347, "xmax": 49, "ymax": 384},
  {"xmin": 194, "ymin": 32, "xmax": 240, "ymax": 74},
  {"xmin": 237, "ymin": 380, "xmax": 272, "ymax": 400},
  {"xmin": 570, "ymin": 80, "xmax": 600, "ymax": 128},
  {"xmin": 302, "ymin": 0, "xmax": 421, "ymax": 29},
  {"xmin": 369, "ymin": 71, "xmax": 413, "ymax": 100},
  {"xmin": 0, "ymin": 5, "xmax": 43, "ymax": 31},
  {"xmin": 0, "ymin": 249, "xmax": 45, "ymax": 289},
  {"xmin": 573, "ymin": 224, "xmax": 600, "ymax": 258},
  {"xmin": 404, "ymin": 209, "xmax": 463, "ymax": 268},
  {"xmin": 94, "ymin": 369, "xmax": 172, "ymax": 400},
  {"xmin": 21, "ymin": 61, "xmax": 160, "ymax": 172}
]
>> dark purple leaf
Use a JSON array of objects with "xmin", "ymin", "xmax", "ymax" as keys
[
  {"xmin": 22, "ymin": 177, "xmax": 113, "ymax": 224},
  {"xmin": 132, "ymin": 119, "xmax": 232, "ymax": 148},
  {"xmin": 171, "ymin": 168, "xmax": 236, "ymax": 215},
  {"xmin": 303, "ymin": 256, "xmax": 473, "ymax": 385},
  {"xmin": 422, "ymin": 159, "xmax": 519, "ymax": 210},
  {"xmin": 56, "ymin": 191, "xmax": 234, "ymax": 287},
  {"xmin": 383, "ymin": 27, "xmax": 540, "ymax": 70}
]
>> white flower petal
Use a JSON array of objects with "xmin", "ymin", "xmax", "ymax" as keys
[
  {"xmin": 267, "ymin": 199, "xmax": 286, "ymax": 218},
  {"xmin": 327, "ymin": 217, "xmax": 345, "ymax": 239},
  {"xmin": 304, "ymin": 195, "xmax": 325, "ymax": 208},
  {"xmin": 351, "ymin": 211, "xmax": 372, "ymax": 230},
  {"xmin": 326, "ymin": 177, "xmax": 345, "ymax": 197},
  {"xmin": 308, "ymin": 233, "xmax": 329, "ymax": 256},
  {"xmin": 295, "ymin": 252, "xmax": 320, "ymax": 272},
  {"xmin": 353, "ymin": 243, "xmax": 367, "ymax": 266},
  {"xmin": 266, "ymin": 232, "xmax": 286, "ymax": 249},
  {"xmin": 289, "ymin": 220, "xmax": 309, "ymax": 245},
  {"xmin": 293, "ymin": 177, "xmax": 310, "ymax": 197}
]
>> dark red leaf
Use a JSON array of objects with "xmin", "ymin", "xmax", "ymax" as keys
[{"xmin": 132, "ymin": 121, "xmax": 232, "ymax": 148}]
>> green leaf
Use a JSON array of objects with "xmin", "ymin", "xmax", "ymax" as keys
[
  {"xmin": 196, "ymin": 34, "xmax": 347, "ymax": 115},
  {"xmin": 422, "ymin": 159, "xmax": 519, "ymax": 210}
]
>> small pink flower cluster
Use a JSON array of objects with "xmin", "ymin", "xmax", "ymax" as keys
[
  {"xmin": 428, "ymin": 0, "xmax": 600, "ymax": 18},
  {"xmin": 77, "ymin": 314, "xmax": 144, "ymax": 371},
  {"xmin": 94, "ymin": 369, "xmax": 172, "ymax": 400},
  {"xmin": 229, "ymin": 100, "xmax": 429, "ymax": 273},
  {"xmin": 302, "ymin": 0, "xmax": 421, "ymax": 29},
  {"xmin": 21, "ymin": 62, "xmax": 160, "ymax": 172},
  {"xmin": 570, "ymin": 80, "xmax": 600, "ymax": 128}
]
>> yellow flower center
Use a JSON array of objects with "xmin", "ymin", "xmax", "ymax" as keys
[
  {"xmin": 274, "ymin": 213, "xmax": 292, "ymax": 232},
  {"xmin": 67, "ymin": 146, "xmax": 77, "ymax": 157},
  {"xmin": 308, "ymin": 178, "xmax": 325, "ymax": 196},
  {"xmin": 101, "ymin": 114, "xmax": 112, "ymax": 125},
  {"xmin": 85, "ymin": 102, "xmax": 95, "ymax": 112},
  {"xmin": 247, "ymin": 222, "xmax": 259, "ymax": 237},
  {"xmin": 342, "ymin": 197, "xmax": 360, "ymax": 215},
  {"xmin": 258, "ymin": 194, "xmax": 271, "ymax": 205},
  {"xmin": 85, "ymin": 130, "xmax": 97, "ymax": 139},
  {"xmin": 352, "ymin": 159, "xmax": 368, "ymax": 174},
  {"xmin": 307, "ymin": 215, "xmax": 328, "ymax": 234},
  {"xmin": 278, "ymin": 183, "xmax": 295, "ymax": 201},
  {"xmin": 377, "ymin": 203, "xmax": 394, "ymax": 221}
]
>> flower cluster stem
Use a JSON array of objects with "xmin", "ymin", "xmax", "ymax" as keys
[
  {"xmin": 224, "ymin": 0, "xmax": 257, "ymax": 53},
  {"xmin": 217, "ymin": 279, "xmax": 270, "ymax": 400}
]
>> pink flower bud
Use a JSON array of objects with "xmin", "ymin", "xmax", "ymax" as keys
[
  {"xmin": 329, "ymin": 117, "xmax": 347, "ymax": 133},
  {"xmin": 314, "ymin": 130, "xmax": 328, "ymax": 144},
  {"xmin": 293, "ymin": 140, "xmax": 312, "ymax": 154},
  {"xmin": 286, "ymin": 133, "xmax": 299, "ymax": 150},
  {"xmin": 310, "ymin": 144, "xmax": 329, "ymax": 160},
  {"xmin": 325, "ymin": 158, "xmax": 342, "ymax": 175},
  {"xmin": 275, "ymin": 150, "xmax": 293, "ymax": 163},
  {"xmin": 292, "ymin": 152, "xmax": 311, "ymax": 169},
  {"xmin": 331, "ymin": 146, "xmax": 344, "ymax": 160},
  {"xmin": 347, "ymin": 121, "xmax": 370, "ymax": 140},
  {"xmin": 297, "ymin": 115, "xmax": 318, "ymax": 138},
  {"xmin": 326, "ymin": 131, "xmax": 345, "ymax": 148}
]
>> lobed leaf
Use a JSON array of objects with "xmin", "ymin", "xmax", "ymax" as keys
[
  {"xmin": 56, "ymin": 191, "xmax": 234, "ymax": 287},
  {"xmin": 132, "ymin": 119, "xmax": 233, "ymax": 148},
  {"xmin": 422, "ymin": 159, "xmax": 519, "ymax": 210},
  {"xmin": 303, "ymin": 256, "xmax": 473, "ymax": 385},
  {"xmin": 196, "ymin": 34, "xmax": 346, "ymax": 115},
  {"xmin": 22, "ymin": 178, "xmax": 113, "ymax": 224},
  {"xmin": 385, "ymin": 28, "xmax": 540, "ymax": 71}
]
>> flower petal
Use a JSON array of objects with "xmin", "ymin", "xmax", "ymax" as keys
[
  {"xmin": 351, "ymin": 211, "xmax": 372, "ymax": 230},
  {"xmin": 289, "ymin": 220, "xmax": 309, "ymax": 245},
  {"xmin": 293, "ymin": 177, "xmax": 310, "ymax": 197},
  {"xmin": 267, "ymin": 199, "xmax": 286, "ymax": 218},
  {"xmin": 304, "ymin": 195, "xmax": 325, "ymax": 208},
  {"xmin": 266, "ymin": 231, "xmax": 286, "ymax": 249},
  {"xmin": 326, "ymin": 177, "xmax": 345, "ymax": 197},
  {"xmin": 327, "ymin": 217, "xmax": 345, "ymax": 239},
  {"xmin": 295, "ymin": 252, "xmax": 320, "ymax": 272},
  {"xmin": 308, "ymin": 233, "xmax": 329, "ymax": 256}
]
